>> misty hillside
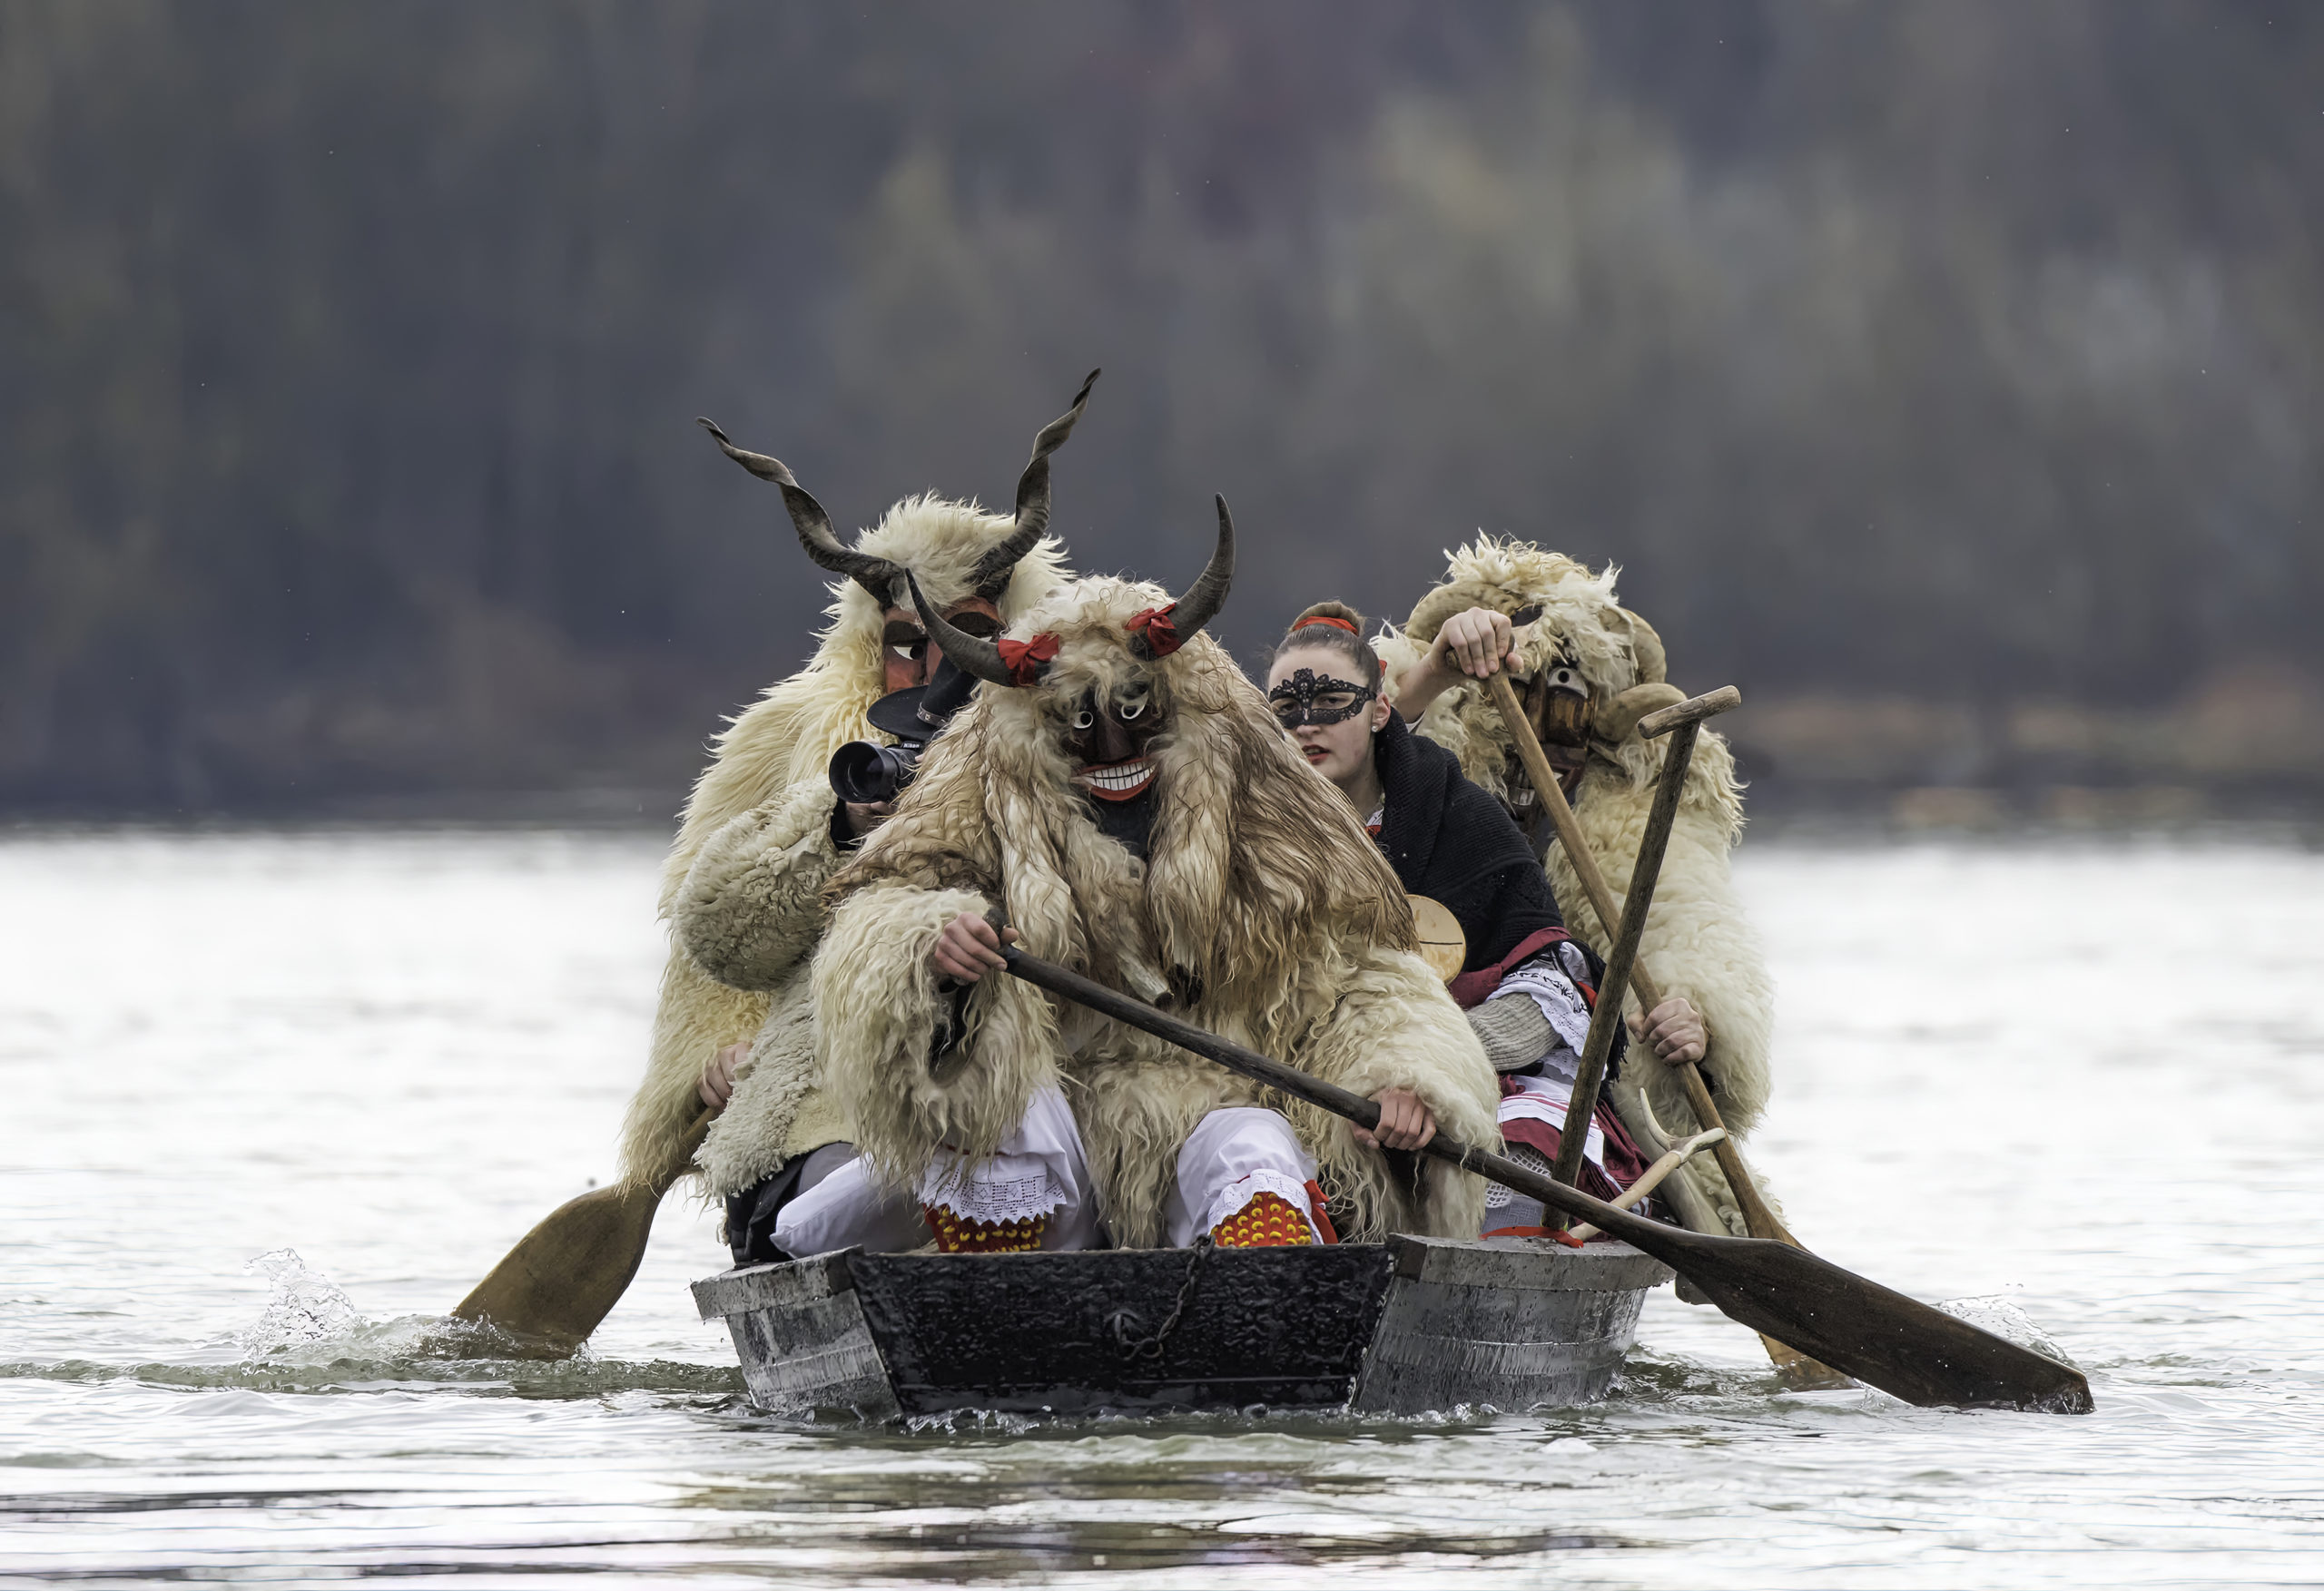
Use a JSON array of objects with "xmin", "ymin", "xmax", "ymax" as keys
[{"xmin": 4, "ymin": 1, "xmax": 2319, "ymax": 818}]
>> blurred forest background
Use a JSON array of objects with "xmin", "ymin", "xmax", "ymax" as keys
[{"xmin": 5, "ymin": 0, "xmax": 2319, "ymax": 822}]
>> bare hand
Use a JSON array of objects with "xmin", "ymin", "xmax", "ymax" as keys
[
  {"xmin": 1396, "ymin": 605, "xmax": 1520, "ymax": 721},
  {"xmin": 1354, "ymin": 1085, "xmax": 1438, "ymax": 1152},
  {"xmin": 931, "ymin": 911, "xmax": 1019, "ymax": 983},
  {"xmin": 842, "ymin": 798, "xmax": 896, "ymax": 839},
  {"xmin": 1430, "ymin": 605, "xmax": 1517, "ymax": 681},
  {"xmin": 698, "ymin": 1039, "xmax": 750, "ymax": 1114},
  {"xmin": 1629, "ymin": 997, "xmax": 1709, "ymax": 1066}
]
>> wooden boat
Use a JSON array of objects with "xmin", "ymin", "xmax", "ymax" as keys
[{"xmin": 692, "ymin": 1234, "xmax": 1671, "ymax": 1421}]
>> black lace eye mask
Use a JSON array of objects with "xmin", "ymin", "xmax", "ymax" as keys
[{"xmin": 1269, "ymin": 668, "xmax": 1377, "ymax": 727}]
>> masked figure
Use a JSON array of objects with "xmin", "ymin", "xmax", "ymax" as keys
[
  {"xmin": 1374, "ymin": 536, "xmax": 1773, "ymax": 1240},
  {"xmin": 1264, "ymin": 601, "xmax": 1656, "ymax": 1237},
  {"xmin": 615, "ymin": 374, "xmax": 1095, "ymax": 1264},
  {"xmin": 812, "ymin": 506, "xmax": 1500, "ymax": 1252}
]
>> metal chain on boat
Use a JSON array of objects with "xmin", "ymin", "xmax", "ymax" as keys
[{"xmin": 1108, "ymin": 1236, "xmax": 1211, "ymax": 1360}]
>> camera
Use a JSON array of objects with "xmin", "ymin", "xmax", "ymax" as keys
[
  {"xmin": 829, "ymin": 739, "xmax": 922, "ymax": 806},
  {"xmin": 828, "ymin": 656, "xmax": 978, "ymax": 806}
]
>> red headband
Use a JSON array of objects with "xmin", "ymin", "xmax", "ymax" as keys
[{"xmin": 1298, "ymin": 614, "xmax": 1360, "ymax": 635}]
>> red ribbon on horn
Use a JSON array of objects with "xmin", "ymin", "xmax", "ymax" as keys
[
  {"xmin": 1126, "ymin": 604, "xmax": 1182, "ymax": 657},
  {"xmin": 996, "ymin": 632, "xmax": 1060, "ymax": 685}
]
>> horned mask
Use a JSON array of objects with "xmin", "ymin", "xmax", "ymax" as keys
[
  {"xmin": 910, "ymin": 496, "xmax": 1236, "ymax": 805},
  {"xmin": 695, "ymin": 368, "xmax": 1099, "ymax": 615}
]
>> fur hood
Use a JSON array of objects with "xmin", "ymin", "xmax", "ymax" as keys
[
  {"xmin": 615, "ymin": 501, "xmax": 1071, "ymax": 1190},
  {"xmin": 819, "ymin": 575, "xmax": 1500, "ymax": 1246},
  {"xmin": 1374, "ymin": 535, "xmax": 1733, "ymax": 831}
]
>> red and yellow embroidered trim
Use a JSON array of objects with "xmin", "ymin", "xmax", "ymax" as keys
[
  {"xmin": 923, "ymin": 1205, "xmax": 1049, "ymax": 1253},
  {"xmin": 1210, "ymin": 1191, "xmax": 1315, "ymax": 1249}
]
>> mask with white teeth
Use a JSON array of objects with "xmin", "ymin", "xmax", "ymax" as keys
[{"xmin": 1064, "ymin": 684, "xmax": 1162, "ymax": 803}]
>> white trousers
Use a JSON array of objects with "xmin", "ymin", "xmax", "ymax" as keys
[
  {"xmin": 771, "ymin": 1085, "xmax": 1105, "ymax": 1256},
  {"xmin": 772, "ymin": 1094, "xmax": 1324, "ymax": 1254},
  {"xmin": 766, "ymin": 1152, "xmax": 928, "ymax": 1259},
  {"xmin": 1164, "ymin": 1106, "xmax": 1321, "ymax": 1247}
]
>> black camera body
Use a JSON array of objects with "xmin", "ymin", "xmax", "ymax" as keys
[{"xmin": 827, "ymin": 657, "xmax": 979, "ymax": 807}]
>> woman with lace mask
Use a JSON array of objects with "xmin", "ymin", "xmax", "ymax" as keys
[{"xmin": 1263, "ymin": 602, "xmax": 1657, "ymax": 1233}]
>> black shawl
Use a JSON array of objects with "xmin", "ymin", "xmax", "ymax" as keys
[{"xmin": 1369, "ymin": 710, "xmax": 1565, "ymax": 972}]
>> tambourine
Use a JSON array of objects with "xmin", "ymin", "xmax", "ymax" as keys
[{"xmin": 1407, "ymin": 895, "xmax": 1467, "ymax": 984}]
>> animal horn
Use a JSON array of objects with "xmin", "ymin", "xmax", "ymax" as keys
[
  {"xmin": 1163, "ymin": 494, "xmax": 1236, "ymax": 642},
  {"xmin": 970, "ymin": 368, "xmax": 1100, "ymax": 600},
  {"xmin": 909, "ymin": 572, "xmax": 1018, "ymax": 687},
  {"xmin": 697, "ymin": 417, "xmax": 901, "ymax": 604}
]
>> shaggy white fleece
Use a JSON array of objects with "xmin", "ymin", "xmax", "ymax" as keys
[
  {"xmin": 615, "ymin": 499, "xmax": 1072, "ymax": 1192},
  {"xmin": 1376, "ymin": 536, "xmax": 1774, "ymax": 1235},
  {"xmin": 675, "ymin": 778, "xmax": 852, "ymax": 1197},
  {"xmin": 818, "ymin": 577, "xmax": 1501, "ymax": 1247}
]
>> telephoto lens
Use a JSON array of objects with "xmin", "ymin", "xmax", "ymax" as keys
[{"xmin": 828, "ymin": 740, "xmax": 920, "ymax": 806}]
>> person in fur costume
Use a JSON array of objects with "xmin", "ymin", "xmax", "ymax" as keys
[
  {"xmin": 615, "ymin": 373, "xmax": 1096, "ymax": 1264},
  {"xmin": 807, "ymin": 506, "xmax": 1501, "ymax": 1253},
  {"xmin": 1374, "ymin": 536, "xmax": 1774, "ymax": 1240}
]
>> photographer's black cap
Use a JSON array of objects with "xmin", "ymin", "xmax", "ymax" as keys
[{"xmin": 865, "ymin": 656, "xmax": 977, "ymax": 741}]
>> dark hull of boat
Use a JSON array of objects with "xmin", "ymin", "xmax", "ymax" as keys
[{"xmin": 693, "ymin": 1235, "xmax": 1669, "ymax": 1422}]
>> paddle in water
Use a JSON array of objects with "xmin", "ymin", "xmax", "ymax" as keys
[
  {"xmin": 995, "ymin": 943, "xmax": 2093, "ymax": 1414},
  {"xmin": 444, "ymin": 1107, "xmax": 712, "ymax": 1355}
]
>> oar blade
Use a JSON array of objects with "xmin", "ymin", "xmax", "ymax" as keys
[
  {"xmin": 445, "ymin": 1183, "xmax": 662, "ymax": 1357},
  {"xmin": 1672, "ymin": 1233, "xmax": 2093, "ymax": 1413}
]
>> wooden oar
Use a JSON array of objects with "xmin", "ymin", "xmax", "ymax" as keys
[
  {"xmin": 1487, "ymin": 673, "xmax": 1797, "ymax": 1241},
  {"xmin": 1487, "ymin": 673, "xmax": 1850, "ymax": 1386},
  {"xmin": 997, "ymin": 944, "xmax": 2093, "ymax": 1413},
  {"xmin": 444, "ymin": 1106, "xmax": 714, "ymax": 1355},
  {"xmin": 1540, "ymin": 685, "xmax": 1701, "ymax": 1195}
]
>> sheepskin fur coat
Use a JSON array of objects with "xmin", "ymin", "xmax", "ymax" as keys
[
  {"xmin": 615, "ymin": 505, "xmax": 1072, "ymax": 1196},
  {"xmin": 816, "ymin": 577, "xmax": 1501, "ymax": 1248},
  {"xmin": 1375, "ymin": 536, "xmax": 1774, "ymax": 1237}
]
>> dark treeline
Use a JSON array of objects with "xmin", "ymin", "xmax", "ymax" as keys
[{"xmin": 4, "ymin": 1, "xmax": 2319, "ymax": 813}]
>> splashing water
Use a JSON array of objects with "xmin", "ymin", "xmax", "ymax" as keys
[
  {"xmin": 231, "ymin": 1248, "xmax": 364, "ymax": 1360},
  {"xmin": 5, "ymin": 830, "xmax": 2322, "ymax": 1588},
  {"xmin": 1939, "ymin": 1291, "xmax": 2075, "ymax": 1366}
]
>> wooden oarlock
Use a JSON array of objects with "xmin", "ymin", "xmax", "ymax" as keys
[{"xmin": 1563, "ymin": 1125, "xmax": 1723, "ymax": 1242}]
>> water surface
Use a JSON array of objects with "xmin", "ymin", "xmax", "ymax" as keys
[{"xmin": 3, "ymin": 830, "xmax": 2320, "ymax": 1586}]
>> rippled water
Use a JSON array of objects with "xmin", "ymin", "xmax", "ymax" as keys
[{"xmin": 4, "ymin": 829, "xmax": 2321, "ymax": 1587}]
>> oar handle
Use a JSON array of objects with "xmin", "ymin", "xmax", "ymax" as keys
[
  {"xmin": 1639, "ymin": 685, "xmax": 1742, "ymax": 740},
  {"xmin": 996, "ymin": 945, "xmax": 1669, "ymax": 1250}
]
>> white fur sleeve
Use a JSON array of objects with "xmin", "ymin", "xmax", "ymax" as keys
[
  {"xmin": 1318, "ymin": 949, "xmax": 1503, "ymax": 1143},
  {"xmin": 1300, "ymin": 947, "xmax": 1501, "ymax": 1241},
  {"xmin": 673, "ymin": 778, "xmax": 850, "ymax": 991},
  {"xmin": 814, "ymin": 881, "xmax": 1064, "ymax": 1183}
]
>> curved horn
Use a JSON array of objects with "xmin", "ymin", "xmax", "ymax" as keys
[
  {"xmin": 908, "ymin": 572, "xmax": 1018, "ymax": 687},
  {"xmin": 697, "ymin": 417, "xmax": 901, "ymax": 604},
  {"xmin": 1163, "ymin": 494, "xmax": 1237, "ymax": 643},
  {"xmin": 970, "ymin": 368, "xmax": 1100, "ymax": 600}
]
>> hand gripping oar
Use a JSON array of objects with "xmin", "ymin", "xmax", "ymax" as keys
[
  {"xmin": 995, "ymin": 944, "xmax": 2093, "ymax": 1413},
  {"xmin": 444, "ymin": 1106, "xmax": 714, "ymax": 1355}
]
